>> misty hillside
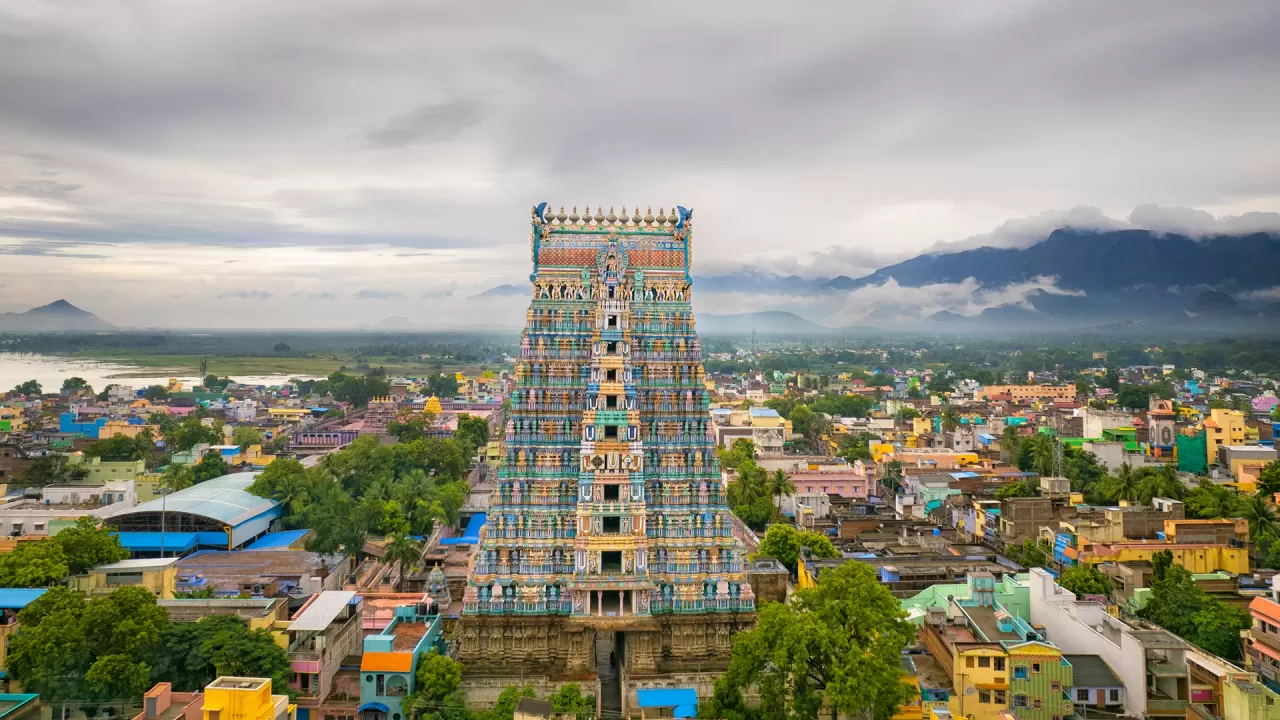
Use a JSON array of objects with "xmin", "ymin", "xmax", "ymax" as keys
[{"xmin": 0, "ymin": 300, "xmax": 115, "ymax": 332}]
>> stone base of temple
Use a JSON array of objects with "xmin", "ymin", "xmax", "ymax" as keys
[
  {"xmin": 456, "ymin": 611, "xmax": 754, "ymax": 677},
  {"xmin": 458, "ymin": 676, "xmax": 597, "ymax": 710},
  {"xmin": 457, "ymin": 615, "xmax": 597, "ymax": 678}
]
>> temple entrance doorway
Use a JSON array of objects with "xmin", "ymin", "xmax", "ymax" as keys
[{"xmin": 595, "ymin": 631, "xmax": 622, "ymax": 716}]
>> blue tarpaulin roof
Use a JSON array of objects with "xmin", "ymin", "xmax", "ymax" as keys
[
  {"xmin": 636, "ymin": 689, "xmax": 697, "ymax": 718},
  {"xmin": 357, "ymin": 703, "xmax": 388, "ymax": 714},
  {"xmin": 440, "ymin": 513, "xmax": 487, "ymax": 546},
  {"xmin": 0, "ymin": 588, "xmax": 47, "ymax": 609},
  {"xmin": 246, "ymin": 529, "xmax": 309, "ymax": 550},
  {"xmin": 114, "ymin": 532, "xmax": 199, "ymax": 552}
]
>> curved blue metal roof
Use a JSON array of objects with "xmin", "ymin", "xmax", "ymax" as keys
[{"xmin": 111, "ymin": 472, "xmax": 277, "ymax": 527}]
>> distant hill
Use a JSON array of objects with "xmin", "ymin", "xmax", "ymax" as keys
[
  {"xmin": 843, "ymin": 228, "xmax": 1280, "ymax": 292},
  {"xmin": 697, "ymin": 311, "xmax": 825, "ymax": 334},
  {"xmin": 0, "ymin": 300, "xmax": 114, "ymax": 332},
  {"xmin": 474, "ymin": 283, "xmax": 529, "ymax": 298}
]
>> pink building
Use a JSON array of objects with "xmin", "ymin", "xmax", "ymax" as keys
[{"xmin": 791, "ymin": 459, "xmax": 871, "ymax": 501}]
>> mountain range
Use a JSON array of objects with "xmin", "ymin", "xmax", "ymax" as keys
[{"xmin": 0, "ymin": 300, "xmax": 115, "ymax": 332}]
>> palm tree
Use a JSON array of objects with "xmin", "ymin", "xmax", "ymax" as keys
[
  {"xmin": 1137, "ymin": 466, "xmax": 1185, "ymax": 503},
  {"xmin": 727, "ymin": 463, "xmax": 765, "ymax": 508},
  {"xmin": 1031, "ymin": 436, "xmax": 1058, "ymax": 477},
  {"xmin": 941, "ymin": 405, "xmax": 961, "ymax": 433},
  {"xmin": 1104, "ymin": 464, "xmax": 1142, "ymax": 504},
  {"xmin": 764, "ymin": 470, "xmax": 796, "ymax": 507},
  {"xmin": 385, "ymin": 532, "xmax": 422, "ymax": 592},
  {"xmin": 1241, "ymin": 495, "xmax": 1278, "ymax": 544},
  {"xmin": 158, "ymin": 465, "xmax": 195, "ymax": 494},
  {"xmin": 272, "ymin": 472, "xmax": 313, "ymax": 519}
]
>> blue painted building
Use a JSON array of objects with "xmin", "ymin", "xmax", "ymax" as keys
[{"xmin": 359, "ymin": 603, "xmax": 446, "ymax": 720}]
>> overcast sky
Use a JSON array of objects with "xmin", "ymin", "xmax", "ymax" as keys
[{"xmin": 2, "ymin": 1, "xmax": 1279, "ymax": 328}]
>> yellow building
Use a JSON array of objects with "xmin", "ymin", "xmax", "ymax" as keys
[
  {"xmin": 69, "ymin": 557, "xmax": 179, "ymax": 599},
  {"xmin": 267, "ymin": 407, "xmax": 309, "ymax": 421},
  {"xmin": 100, "ymin": 420, "xmax": 160, "ymax": 441},
  {"xmin": 202, "ymin": 676, "xmax": 295, "ymax": 720},
  {"xmin": 0, "ymin": 407, "xmax": 27, "ymax": 433},
  {"xmin": 1202, "ymin": 409, "xmax": 1247, "ymax": 469},
  {"xmin": 1077, "ymin": 520, "xmax": 1250, "ymax": 575}
]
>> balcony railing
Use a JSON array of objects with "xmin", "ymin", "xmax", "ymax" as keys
[
  {"xmin": 1146, "ymin": 659, "xmax": 1189, "ymax": 677},
  {"xmin": 1146, "ymin": 697, "xmax": 1189, "ymax": 713}
]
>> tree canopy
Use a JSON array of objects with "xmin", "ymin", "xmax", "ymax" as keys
[
  {"xmin": 707, "ymin": 562, "xmax": 915, "ymax": 720},
  {"xmin": 12, "ymin": 379, "xmax": 41, "ymax": 395},
  {"xmin": 1139, "ymin": 550, "xmax": 1250, "ymax": 660},
  {"xmin": 1057, "ymin": 564, "xmax": 1113, "ymax": 597},
  {"xmin": 757, "ymin": 523, "xmax": 839, "ymax": 576},
  {"xmin": 0, "ymin": 518, "xmax": 127, "ymax": 586}
]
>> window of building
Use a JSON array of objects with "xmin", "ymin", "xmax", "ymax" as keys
[
  {"xmin": 604, "ymin": 426, "xmax": 618, "ymax": 440},
  {"xmin": 994, "ymin": 690, "xmax": 1006, "ymax": 704},
  {"xmin": 1032, "ymin": 698, "xmax": 1042, "ymax": 710},
  {"xmin": 1014, "ymin": 695, "xmax": 1028, "ymax": 708},
  {"xmin": 1031, "ymin": 662, "xmax": 1042, "ymax": 673},
  {"xmin": 978, "ymin": 657, "xmax": 991, "ymax": 668},
  {"xmin": 606, "ymin": 369, "xmax": 617, "ymax": 382},
  {"xmin": 994, "ymin": 657, "xmax": 1006, "ymax": 671},
  {"xmin": 966, "ymin": 657, "xmax": 975, "ymax": 669},
  {"xmin": 1051, "ymin": 681, "xmax": 1061, "ymax": 692},
  {"xmin": 606, "ymin": 394, "xmax": 618, "ymax": 409},
  {"xmin": 1108, "ymin": 689, "xmax": 1120, "ymax": 703},
  {"xmin": 602, "ymin": 516, "xmax": 621, "ymax": 534},
  {"xmin": 1013, "ymin": 666, "xmax": 1028, "ymax": 680},
  {"xmin": 607, "ymin": 315, "xmax": 618, "ymax": 329},
  {"xmin": 603, "ymin": 484, "xmax": 620, "ymax": 501},
  {"xmin": 977, "ymin": 690, "xmax": 990, "ymax": 704},
  {"xmin": 375, "ymin": 674, "xmax": 385, "ymax": 696}
]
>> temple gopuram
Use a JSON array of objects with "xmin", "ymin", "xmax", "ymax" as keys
[{"xmin": 459, "ymin": 204, "xmax": 755, "ymax": 689}]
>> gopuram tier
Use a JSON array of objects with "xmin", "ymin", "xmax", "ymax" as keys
[{"xmin": 459, "ymin": 204, "xmax": 754, "ymax": 678}]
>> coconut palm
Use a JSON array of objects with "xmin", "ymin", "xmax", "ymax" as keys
[
  {"xmin": 1137, "ymin": 465, "xmax": 1185, "ymax": 503},
  {"xmin": 158, "ymin": 464, "xmax": 195, "ymax": 494},
  {"xmin": 1241, "ymin": 495, "xmax": 1278, "ymax": 544},
  {"xmin": 385, "ymin": 532, "xmax": 422, "ymax": 592},
  {"xmin": 1104, "ymin": 464, "xmax": 1142, "ymax": 504},
  {"xmin": 764, "ymin": 469, "xmax": 796, "ymax": 506},
  {"xmin": 727, "ymin": 462, "xmax": 765, "ymax": 508},
  {"xmin": 941, "ymin": 405, "xmax": 961, "ymax": 433}
]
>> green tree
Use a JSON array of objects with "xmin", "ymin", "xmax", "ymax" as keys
[
  {"xmin": 1140, "ymin": 554, "xmax": 1250, "ymax": 661},
  {"xmin": 389, "ymin": 414, "xmax": 429, "ymax": 442},
  {"xmin": 940, "ymin": 404, "xmax": 961, "ymax": 432},
  {"xmin": 1058, "ymin": 564, "xmax": 1113, "ymax": 597},
  {"xmin": 16, "ymin": 455, "xmax": 88, "ymax": 489},
  {"xmin": 1075, "ymin": 377, "xmax": 1094, "ymax": 397},
  {"xmin": 1185, "ymin": 479, "xmax": 1246, "ymax": 519},
  {"xmin": 10, "ymin": 586, "xmax": 169, "ymax": 701},
  {"xmin": 12, "ymin": 379, "xmax": 41, "ymax": 395},
  {"xmin": 478, "ymin": 685, "xmax": 536, "ymax": 720},
  {"xmin": 53, "ymin": 517, "xmax": 128, "ymax": 576},
  {"xmin": 61, "ymin": 376, "xmax": 92, "ymax": 394},
  {"xmin": 167, "ymin": 416, "xmax": 223, "ymax": 451},
  {"xmin": 273, "ymin": 342, "xmax": 291, "ymax": 352},
  {"xmin": 193, "ymin": 450, "xmax": 230, "ymax": 483},
  {"xmin": 550, "ymin": 683, "xmax": 594, "ymax": 716},
  {"xmin": 385, "ymin": 532, "xmax": 422, "ymax": 592},
  {"xmin": 756, "ymin": 524, "xmax": 839, "ymax": 576},
  {"xmin": 789, "ymin": 404, "xmax": 815, "ymax": 439},
  {"xmin": 202, "ymin": 626, "xmax": 292, "ymax": 694},
  {"xmin": 894, "ymin": 406, "xmax": 920, "ymax": 422},
  {"xmin": 96, "ymin": 383, "xmax": 118, "ymax": 401},
  {"xmin": 718, "ymin": 439, "xmax": 756, "ymax": 471},
  {"xmin": 707, "ymin": 562, "xmax": 915, "ymax": 720},
  {"xmin": 1115, "ymin": 385, "xmax": 1151, "ymax": 410},
  {"xmin": 83, "ymin": 434, "xmax": 146, "ymax": 462},
  {"xmin": 1241, "ymin": 495, "xmax": 1278, "ymax": 544},
  {"xmin": 1257, "ymin": 460, "xmax": 1280, "ymax": 498},
  {"xmin": 836, "ymin": 432, "xmax": 873, "ymax": 464},
  {"xmin": 247, "ymin": 458, "xmax": 313, "ymax": 518},
  {"xmin": 995, "ymin": 480, "xmax": 1037, "ymax": 499},
  {"xmin": 454, "ymin": 413, "xmax": 490, "ymax": 456},
  {"xmin": 144, "ymin": 384, "xmax": 171, "ymax": 401},
  {"xmin": 764, "ymin": 469, "xmax": 796, "ymax": 509},
  {"xmin": 231, "ymin": 426, "xmax": 264, "ymax": 451},
  {"xmin": 401, "ymin": 650, "xmax": 467, "ymax": 720},
  {"xmin": 0, "ymin": 539, "xmax": 70, "ymax": 587},
  {"xmin": 86, "ymin": 654, "xmax": 152, "ymax": 700},
  {"xmin": 1103, "ymin": 464, "xmax": 1143, "ymax": 504}
]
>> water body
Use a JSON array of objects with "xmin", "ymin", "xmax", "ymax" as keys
[{"xmin": 0, "ymin": 353, "xmax": 313, "ymax": 392}]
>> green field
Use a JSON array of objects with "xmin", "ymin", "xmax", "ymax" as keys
[{"xmin": 75, "ymin": 352, "xmax": 509, "ymax": 379}]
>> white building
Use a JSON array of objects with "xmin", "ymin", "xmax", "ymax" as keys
[{"xmin": 1028, "ymin": 568, "xmax": 1191, "ymax": 718}]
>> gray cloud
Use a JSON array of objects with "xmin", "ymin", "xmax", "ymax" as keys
[
  {"xmin": 0, "ymin": 240, "xmax": 109, "ymax": 259},
  {"xmin": 364, "ymin": 99, "xmax": 485, "ymax": 148},
  {"xmin": 1, "ymin": 1, "xmax": 1278, "ymax": 327},
  {"xmin": 293, "ymin": 291, "xmax": 337, "ymax": 300},
  {"xmin": 355, "ymin": 290, "xmax": 403, "ymax": 300},
  {"xmin": 217, "ymin": 290, "xmax": 274, "ymax": 300}
]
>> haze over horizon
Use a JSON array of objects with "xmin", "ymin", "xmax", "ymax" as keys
[{"xmin": 2, "ymin": 1, "xmax": 1280, "ymax": 329}]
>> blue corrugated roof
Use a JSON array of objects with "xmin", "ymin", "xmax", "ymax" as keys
[
  {"xmin": 111, "ymin": 472, "xmax": 278, "ymax": 527},
  {"xmin": 0, "ymin": 588, "xmax": 46, "ymax": 609},
  {"xmin": 114, "ymin": 532, "xmax": 199, "ymax": 552},
  {"xmin": 748, "ymin": 408, "xmax": 780, "ymax": 418},
  {"xmin": 636, "ymin": 689, "xmax": 697, "ymax": 718},
  {"xmin": 246, "ymin": 529, "xmax": 310, "ymax": 550},
  {"xmin": 440, "ymin": 513, "xmax": 487, "ymax": 546}
]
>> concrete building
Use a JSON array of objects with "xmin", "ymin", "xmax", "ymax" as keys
[
  {"xmin": 0, "ymin": 589, "xmax": 45, "ymax": 691},
  {"xmin": 976, "ymin": 385, "xmax": 1076, "ymax": 402},
  {"xmin": 287, "ymin": 591, "xmax": 363, "ymax": 720},
  {"xmin": 175, "ymin": 549, "xmax": 348, "ymax": 597},
  {"xmin": 358, "ymin": 603, "xmax": 445, "ymax": 720},
  {"xmin": 69, "ymin": 556, "xmax": 180, "ymax": 599},
  {"xmin": 1029, "ymin": 567, "xmax": 1192, "ymax": 717}
]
